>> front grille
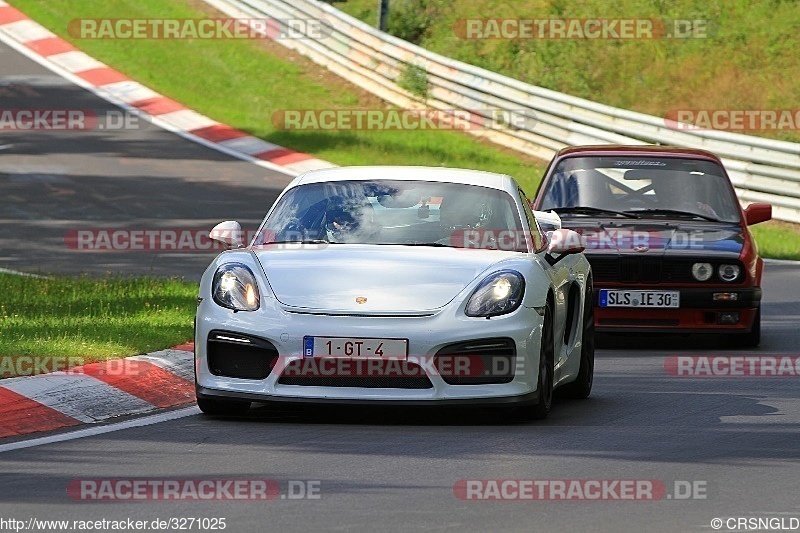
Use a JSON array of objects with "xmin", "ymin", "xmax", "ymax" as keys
[
  {"xmin": 588, "ymin": 258, "xmax": 618, "ymax": 281},
  {"xmin": 277, "ymin": 359, "xmax": 433, "ymax": 389},
  {"xmin": 207, "ymin": 330, "xmax": 279, "ymax": 380},
  {"xmin": 598, "ymin": 318, "xmax": 680, "ymax": 327},
  {"xmin": 617, "ymin": 258, "xmax": 663, "ymax": 283},
  {"xmin": 589, "ymin": 257, "xmax": 741, "ymax": 284},
  {"xmin": 435, "ymin": 338, "xmax": 516, "ymax": 385}
]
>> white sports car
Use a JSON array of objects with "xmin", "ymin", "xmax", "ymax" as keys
[{"xmin": 194, "ymin": 166, "xmax": 594, "ymax": 419}]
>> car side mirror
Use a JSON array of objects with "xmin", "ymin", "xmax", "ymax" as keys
[
  {"xmin": 210, "ymin": 221, "xmax": 244, "ymax": 248},
  {"xmin": 534, "ymin": 209, "xmax": 562, "ymax": 233},
  {"xmin": 547, "ymin": 229, "xmax": 585, "ymax": 255},
  {"xmin": 744, "ymin": 203, "xmax": 771, "ymax": 226}
]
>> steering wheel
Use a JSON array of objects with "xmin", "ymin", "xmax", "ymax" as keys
[{"xmin": 277, "ymin": 217, "xmax": 307, "ymax": 241}]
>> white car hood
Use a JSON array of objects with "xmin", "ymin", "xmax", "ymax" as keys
[{"xmin": 254, "ymin": 245, "xmax": 520, "ymax": 313}]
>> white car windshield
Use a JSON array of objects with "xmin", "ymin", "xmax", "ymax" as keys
[
  {"xmin": 538, "ymin": 156, "xmax": 742, "ymax": 223},
  {"xmin": 253, "ymin": 179, "xmax": 525, "ymax": 248}
]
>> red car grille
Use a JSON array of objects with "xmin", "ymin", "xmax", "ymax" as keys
[{"xmin": 589, "ymin": 257, "xmax": 733, "ymax": 284}]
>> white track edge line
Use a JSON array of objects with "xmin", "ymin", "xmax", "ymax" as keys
[
  {"xmin": 0, "ymin": 406, "xmax": 200, "ymax": 453},
  {"xmin": 0, "ymin": 27, "xmax": 298, "ymax": 178}
]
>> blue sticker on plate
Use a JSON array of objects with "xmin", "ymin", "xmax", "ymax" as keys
[
  {"xmin": 303, "ymin": 336, "xmax": 314, "ymax": 357},
  {"xmin": 598, "ymin": 290, "xmax": 608, "ymax": 307}
]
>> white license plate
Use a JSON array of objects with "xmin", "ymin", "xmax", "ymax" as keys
[
  {"xmin": 303, "ymin": 336, "xmax": 408, "ymax": 359},
  {"xmin": 599, "ymin": 290, "xmax": 680, "ymax": 308}
]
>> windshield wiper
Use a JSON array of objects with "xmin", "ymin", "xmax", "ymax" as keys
[
  {"xmin": 266, "ymin": 239, "xmax": 330, "ymax": 244},
  {"xmin": 551, "ymin": 206, "xmax": 639, "ymax": 218},
  {"xmin": 396, "ymin": 242, "xmax": 456, "ymax": 248},
  {"xmin": 623, "ymin": 208, "xmax": 721, "ymax": 222}
]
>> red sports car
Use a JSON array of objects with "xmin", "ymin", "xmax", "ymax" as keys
[{"xmin": 533, "ymin": 145, "xmax": 771, "ymax": 346}]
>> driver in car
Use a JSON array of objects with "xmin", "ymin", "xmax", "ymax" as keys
[{"xmin": 324, "ymin": 196, "xmax": 376, "ymax": 242}]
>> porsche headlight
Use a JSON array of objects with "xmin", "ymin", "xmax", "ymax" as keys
[
  {"xmin": 718, "ymin": 264, "xmax": 741, "ymax": 282},
  {"xmin": 691, "ymin": 262, "xmax": 713, "ymax": 282},
  {"xmin": 212, "ymin": 263, "xmax": 260, "ymax": 311},
  {"xmin": 465, "ymin": 271, "xmax": 525, "ymax": 317}
]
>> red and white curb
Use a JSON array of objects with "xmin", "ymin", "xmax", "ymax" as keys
[
  {"xmin": 0, "ymin": 345, "xmax": 196, "ymax": 438},
  {"xmin": 0, "ymin": 3, "xmax": 343, "ymax": 439},
  {"xmin": 0, "ymin": 1, "xmax": 336, "ymax": 176}
]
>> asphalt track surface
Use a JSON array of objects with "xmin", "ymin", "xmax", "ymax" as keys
[
  {"xmin": 2, "ymin": 39, "xmax": 800, "ymax": 533},
  {"xmin": 0, "ymin": 39, "xmax": 292, "ymax": 280}
]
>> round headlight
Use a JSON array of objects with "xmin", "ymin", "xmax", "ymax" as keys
[
  {"xmin": 691, "ymin": 262, "xmax": 713, "ymax": 282},
  {"xmin": 212, "ymin": 263, "xmax": 260, "ymax": 311},
  {"xmin": 465, "ymin": 270, "xmax": 525, "ymax": 317},
  {"xmin": 718, "ymin": 264, "xmax": 741, "ymax": 282}
]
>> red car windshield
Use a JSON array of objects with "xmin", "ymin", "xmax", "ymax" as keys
[{"xmin": 538, "ymin": 156, "xmax": 742, "ymax": 223}]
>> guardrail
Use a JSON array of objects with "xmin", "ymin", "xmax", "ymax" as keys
[{"xmin": 206, "ymin": 0, "xmax": 800, "ymax": 223}]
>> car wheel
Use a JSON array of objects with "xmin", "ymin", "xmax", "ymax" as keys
[
  {"xmin": 561, "ymin": 283, "xmax": 594, "ymax": 399},
  {"xmin": 738, "ymin": 307, "xmax": 761, "ymax": 348},
  {"xmin": 197, "ymin": 397, "xmax": 251, "ymax": 416},
  {"xmin": 526, "ymin": 302, "xmax": 555, "ymax": 420}
]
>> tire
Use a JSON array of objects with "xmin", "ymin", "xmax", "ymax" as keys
[
  {"xmin": 738, "ymin": 307, "xmax": 761, "ymax": 348},
  {"xmin": 524, "ymin": 302, "xmax": 555, "ymax": 420},
  {"xmin": 561, "ymin": 283, "xmax": 595, "ymax": 399},
  {"xmin": 197, "ymin": 397, "xmax": 251, "ymax": 416}
]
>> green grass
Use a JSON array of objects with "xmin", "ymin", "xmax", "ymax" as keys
[
  {"xmin": 339, "ymin": 0, "xmax": 800, "ymax": 144},
  {"xmin": 8, "ymin": 0, "xmax": 800, "ymax": 260},
  {"xmin": 0, "ymin": 274, "xmax": 196, "ymax": 376},
  {"xmin": 3, "ymin": 1, "xmax": 796, "ymax": 370},
  {"xmin": 750, "ymin": 221, "xmax": 800, "ymax": 261},
  {"xmin": 10, "ymin": 0, "xmax": 542, "ymax": 190}
]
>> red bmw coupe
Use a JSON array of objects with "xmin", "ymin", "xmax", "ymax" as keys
[{"xmin": 533, "ymin": 145, "xmax": 771, "ymax": 346}]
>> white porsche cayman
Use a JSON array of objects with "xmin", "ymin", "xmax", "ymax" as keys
[{"xmin": 195, "ymin": 166, "xmax": 594, "ymax": 419}]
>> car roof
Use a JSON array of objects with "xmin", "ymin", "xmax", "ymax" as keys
[
  {"xmin": 288, "ymin": 166, "xmax": 518, "ymax": 193},
  {"xmin": 553, "ymin": 144, "xmax": 723, "ymax": 163}
]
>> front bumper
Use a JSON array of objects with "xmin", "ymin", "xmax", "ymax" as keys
[
  {"xmin": 196, "ymin": 385, "xmax": 540, "ymax": 407},
  {"xmin": 594, "ymin": 286, "xmax": 761, "ymax": 333},
  {"xmin": 194, "ymin": 298, "xmax": 546, "ymax": 404}
]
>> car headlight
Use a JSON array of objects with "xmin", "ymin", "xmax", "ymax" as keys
[
  {"xmin": 718, "ymin": 264, "xmax": 741, "ymax": 282},
  {"xmin": 212, "ymin": 263, "xmax": 260, "ymax": 311},
  {"xmin": 465, "ymin": 270, "xmax": 525, "ymax": 317},
  {"xmin": 691, "ymin": 262, "xmax": 713, "ymax": 282}
]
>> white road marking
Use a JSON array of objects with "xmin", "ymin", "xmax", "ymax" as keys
[
  {"xmin": 0, "ymin": 373, "xmax": 155, "ymax": 423},
  {"xmin": 157, "ymin": 109, "xmax": 218, "ymax": 131},
  {"xmin": 45, "ymin": 50, "xmax": 105, "ymax": 73},
  {"xmin": 0, "ymin": 406, "xmax": 201, "ymax": 453},
  {"xmin": 283, "ymin": 158, "xmax": 338, "ymax": 173},
  {"xmin": 100, "ymin": 80, "xmax": 159, "ymax": 104},
  {"xmin": 764, "ymin": 258, "xmax": 800, "ymax": 265},
  {"xmin": 0, "ymin": 28, "xmax": 295, "ymax": 177},
  {"xmin": 130, "ymin": 349, "xmax": 195, "ymax": 381},
  {"xmin": 0, "ymin": 19, "xmax": 54, "ymax": 43},
  {"xmin": 0, "ymin": 267, "xmax": 50, "ymax": 278},
  {"xmin": 218, "ymin": 136, "xmax": 281, "ymax": 156}
]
